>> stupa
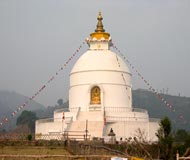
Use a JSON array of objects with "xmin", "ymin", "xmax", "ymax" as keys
[{"xmin": 36, "ymin": 12, "xmax": 160, "ymax": 142}]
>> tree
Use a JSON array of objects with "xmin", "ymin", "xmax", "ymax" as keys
[
  {"xmin": 57, "ymin": 99, "xmax": 63, "ymax": 106},
  {"xmin": 157, "ymin": 116, "xmax": 173, "ymax": 160},
  {"xmin": 16, "ymin": 110, "xmax": 37, "ymax": 133},
  {"xmin": 175, "ymin": 129, "xmax": 188, "ymax": 143},
  {"xmin": 0, "ymin": 129, "xmax": 6, "ymax": 133},
  {"xmin": 156, "ymin": 116, "xmax": 172, "ymax": 140},
  {"xmin": 173, "ymin": 129, "xmax": 189, "ymax": 156},
  {"xmin": 184, "ymin": 133, "xmax": 190, "ymax": 148},
  {"xmin": 160, "ymin": 116, "xmax": 172, "ymax": 138}
]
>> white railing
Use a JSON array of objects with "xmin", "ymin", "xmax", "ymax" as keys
[
  {"xmin": 37, "ymin": 117, "xmax": 73, "ymax": 123},
  {"xmin": 105, "ymin": 107, "xmax": 132, "ymax": 112},
  {"xmin": 54, "ymin": 107, "xmax": 81, "ymax": 114},
  {"xmin": 76, "ymin": 107, "xmax": 81, "ymax": 119},
  {"xmin": 105, "ymin": 107, "xmax": 147, "ymax": 113},
  {"xmin": 106, "ymin": 116, "xmax": 148, "ymax": 122},
  {"xmin": 149, "ymin": 118, "xmax": 160, "ymax": 122},
  {"xmin": 36, "ymin": 118, "xmax": 54, "ymax": 123},
  {"xmin": 89, "ymin": 105, "xmax": 102, "ymax": 111},
  {"xmin": 54, "ymin": 108, "xmax": 69, "ymax": 113},
  {"xmin": 69, "ymin": 107, "xmax": 80, "ymax": 112},
  {"xmin": 69, "ymin": 106, "xmax": 147, "ymax": 113},
  {"xmin": 132, "ymin": 108, "xmax": 148, "ymax": 113}
]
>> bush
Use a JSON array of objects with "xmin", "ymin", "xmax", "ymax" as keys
[{"xmin": 27, "ymin": 134, "xmax": 32, "ymax": 141}]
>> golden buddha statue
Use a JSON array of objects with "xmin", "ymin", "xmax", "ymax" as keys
[{"xmin": 91, "ymin": 86, "xmax": 101, "ymax": 104}]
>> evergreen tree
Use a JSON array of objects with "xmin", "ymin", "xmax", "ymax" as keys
[
  {"xmin": 57, "ymin": 99, "xmax": 63, "ymax": 106},
  {"xmin": 16, "ymin": 110, "xmax": 37, "ymax": 133},
  {"xmin": 157, "ymin": 116, "xmax": 173, "ymax": 160}
]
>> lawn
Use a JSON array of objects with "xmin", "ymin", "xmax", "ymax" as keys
[{"xmin": 0, "ymin": 146, "xmax": 70, "ymax": 155}]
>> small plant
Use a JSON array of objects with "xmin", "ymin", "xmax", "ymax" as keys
[{"xmin": 27, "ymin": 134, "xmax": 32, "ymax": 141}]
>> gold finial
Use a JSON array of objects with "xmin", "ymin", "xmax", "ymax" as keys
[
  {"xmin": 90, "ymin": 12, "xmax": 110, "ymax": 40},
  {"xmin": 95, "ymin": 12, "xmax": 105, "ymax": 33}
]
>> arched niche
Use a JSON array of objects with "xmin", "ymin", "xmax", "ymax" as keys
[{"xmin": 90, "ymin": 86, "xmax": 101, "ymax": 104}]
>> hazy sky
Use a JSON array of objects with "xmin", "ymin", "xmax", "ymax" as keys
[{"xmin": 0, "ymin": 0, "xmax": 189, "ymax": 106}]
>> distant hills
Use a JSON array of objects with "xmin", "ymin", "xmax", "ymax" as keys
[
  {"xmin": 132, "ymin": 89, "xmax": 190, "ymax": 131},
  {"xmin": 34, "ymin": 101, "xmax": 69, "ymax": 119},
  {"xmin": 0, "ymin": 89, "xmax": 190, "ymax": 132},
  {"xmin": 35, "ymin": 89, "xmax": 190, "ymax": 131},
  {"xmin": 0, "ymin": 90, "xmax": 45, "ymax": 131}
]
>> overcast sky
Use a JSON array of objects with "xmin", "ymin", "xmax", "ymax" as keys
[{"xmin": 0, "ymin": 0, "xmax": 189, "ymax": 106}]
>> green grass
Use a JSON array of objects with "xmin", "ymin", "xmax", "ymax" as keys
[{"xmin": 0, "ymin": 146, "xmax": 70, "ymax": 155}]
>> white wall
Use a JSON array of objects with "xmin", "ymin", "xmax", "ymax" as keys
[
  {"xmin": 36, "ymin": 121, "xmax": 64, "ymax": 135},
  {"xmin": 69, "ymin": 71, "xmax": 132, "ymax": 111},
  {"xmin": 104, "ymin": 120, "xmax": 159, "ymax": 142},
  {"xmin": 149, "ymin": 121, "xmax": 160, "ymax": 142}
]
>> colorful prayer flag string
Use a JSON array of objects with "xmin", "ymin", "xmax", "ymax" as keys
[
  {"xmin": 115, "ymin": 54, "xmax": 129, "ymax": 92},
  {"xmin": 112, "ymin": 43, "xmax": 185, "ymax": 122},
  {"xmin": 0, "ymin": 41, "xmax": 86, "ymax": 129}
]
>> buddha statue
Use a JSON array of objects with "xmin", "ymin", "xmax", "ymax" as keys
[{"xmin": 91, "ymin": 86, "xmax": 101, "ymax": 104}]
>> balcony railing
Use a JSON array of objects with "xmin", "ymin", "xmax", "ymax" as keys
[
  {"xmin": 132, "ymin": 108, "xmax": 148, "ymax": 113},
  {"xmin": 54, "ymin": 108, "xmax": 69, "ymax": 113},
  {"xmin": 105, "ymin": 116, "xmax": 148, "ymax": 122},
  {"xmin": 37, "ymin": 117, "xmax": 73, "ymax": 123},
  {"xmin": 69, "ymin": 107, "xmax": 80, "ymax": 112},
  {"xmin": 37, "ymin": 118, "xmax": 54, "ymax": 123},
  {"xmin": 54, "ymin": 107, "xmax": 80, "ymax": 114},
  {"xmin": 105, "ymin": 107, "xmax": 147, "ymax": 113},
  {"xmin": 149, "ymin": 118, "xmax": 160, "ymax": 122}
]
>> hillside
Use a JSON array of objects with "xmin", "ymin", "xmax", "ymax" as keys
[
  {"xmin": 132, "ymin": 89, "xmax": 190, "ymax": 131},
  {"xmin": 34, "ymin": 101, "xmax": 69, "ymax": 119},
  {"xmin": 0, "ymin": 90, "xmax": 45, "ymax": 131},
  {"xmin": 1, "ymin": 89, "xmax": 190, "ymax": 132},
  {"xmin": 35, "ymin": 89, "xmax": 190, "ymax": 131},
  {"xmin": 34, "ymin": 89, "xmax": 190, "ymax": 131}
]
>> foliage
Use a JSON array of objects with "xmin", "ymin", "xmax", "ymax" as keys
[
  {"xmin": 2, "ymin": 89, "xmax": 190, "ymax": 131},
  {"xmin": 174, "ymin": 129, "xmax": 188, "ymax": 142},
  {"xmin": 161, "ymin": 116, "xmax": 172, "ymax": 138},
  {"xmin": 132, "ymin": 89, "xmax": 190, "ymax": 131},
  {"xmin": 172, "ymin": 130, "xmax": 190, "ymax": 158},
  {"xmin": 16, "ymin": 110, "xmax": 37, "ymax": 133},
  {"xmin": 35, "ymin": 101, "xmax": 69, "ymax": 119},
  {"xmin": 27, "ymin": 134, "xmax": 32, "ymax": 141},
  {"xmin": 156, "ymin": 116, "xmax": 172, "ymax": 140},
  {"xmin": 0, "ymin": 90, "xmax": 45, "ymax": 131},
  {"xmin": 184, "ymin": 135, "xmax": 190, "ymax": 148},
  {"xmin": 0, "ymin": 129, "xmax": 6, "ymax": 133},
  {"xmin": 57, "ymin": 99, "xmax": 63, "ymax": 106},
  {"xmin": 157, "ymin": 117, "xmax": 173, "ymax": 160}
]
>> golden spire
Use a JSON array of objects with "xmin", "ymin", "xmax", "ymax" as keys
[
  {"xmin": 95, "ymin": 12, "xmax": 105, "ymax": 33},
  {"xmin": 90, "ymin": 12, "xmax": 110, "ymax": 40}
]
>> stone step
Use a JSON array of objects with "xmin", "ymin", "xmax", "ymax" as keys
[{"xmin": 68, "ymin": 120, "xmax": 104, "ymax": 140}]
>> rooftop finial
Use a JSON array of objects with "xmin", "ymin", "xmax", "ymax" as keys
[
  {"xmin": 90, "ymin": 12, "xmax": 110, "ymax": 40},
  {"xmin": 95, "ymin": 12, "xmax": 105, "ymax": 33}
]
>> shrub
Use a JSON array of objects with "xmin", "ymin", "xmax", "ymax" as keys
[{"xmin": 27, "ymin": 134, "xmax": 32, "ymax": 141}]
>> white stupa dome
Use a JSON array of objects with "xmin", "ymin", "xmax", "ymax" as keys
[
  {"xmin": 69, "ymin": 12, "xmax": 132, "ymax": 111},
  {"xmin": 71, "ymin": 49, "xmax": 131, "ymax": 75}
]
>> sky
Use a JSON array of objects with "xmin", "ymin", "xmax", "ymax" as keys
[{"xmin": 0, "ymin": 0, "xmax": 189, "ymax": 107}]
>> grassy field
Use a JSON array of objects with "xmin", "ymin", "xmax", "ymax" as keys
[
  {"xmin": 0, "ymin": 146, "xmax": 70, "ymax": 155},
  {"xmin": 0, "ymin": 146, "xmax": 112, "ymax": 160}
]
